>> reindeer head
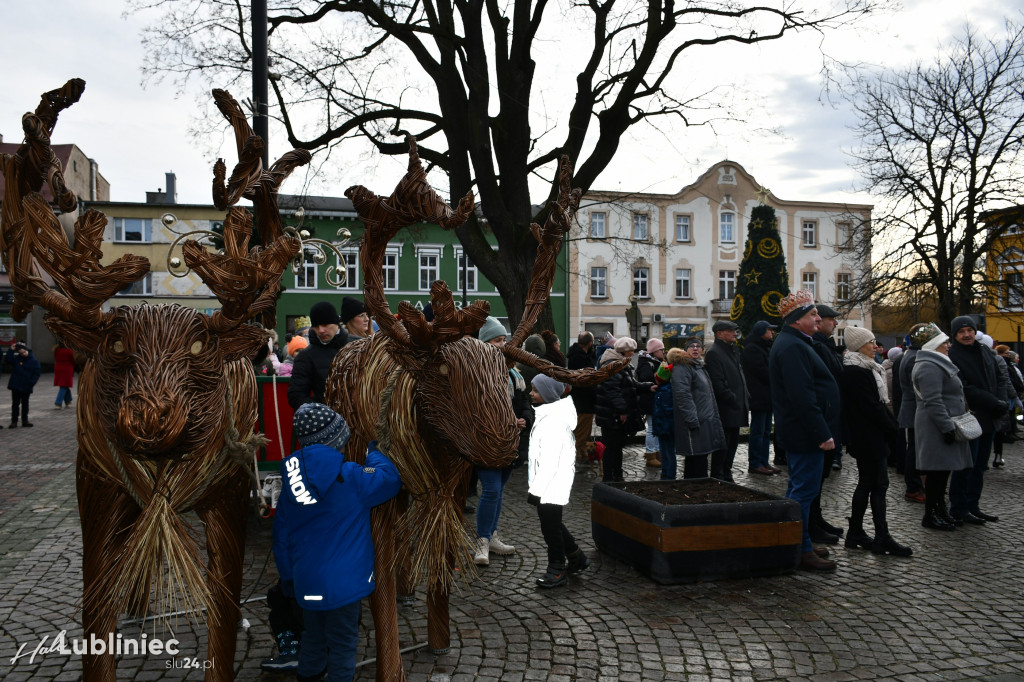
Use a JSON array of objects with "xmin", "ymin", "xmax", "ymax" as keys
[
  {"xmin": 346, "ymin": 141, "xmax": 629, "ymax": 467},
  {"xmin": 0, "ymin": 82, "xmax": 306, "ymax": 462}
]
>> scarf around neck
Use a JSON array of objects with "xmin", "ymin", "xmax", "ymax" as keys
[{"xmin": 844, "ymin": 350, "xmax": 889, "ymax": 406}]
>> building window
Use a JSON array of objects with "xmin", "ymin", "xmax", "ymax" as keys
[
  {"xmin": 802, "ymin": 272, "xmax": 817, "ymax": 299},
  {"xmin": 590, "ymin": 267, "xmax": 607, "ymax": 298},
  {"xmin": 675, "ymin": 215, "xmax": 691, "ymax": 242},
  {"xmin": 633, "ymin": 267, "xmax": 649, "ymax": 298},
  {"xmin": 675, "ymin": 268, "xmax": 691, "ymax": 298},
  {"xmin": 632, "ymin": 214, "xmax": 649, "ymax": 241},
  {"xmin": 590, "ymin": 212, "xmax": 607, "ymax": 239},
  {"xmin": 295, "ymin": 250, "xmax": 317, "ymax": 289},
  {"xmin": 114, "ymin": 218, "xmax": 151, "ymax": 243},
  {"xmin": 837, "ymin": 222, "xmax": 853, "ymax": 249},
  {"xmin": 455, "ymin": 248, "xmax": 478, "ymax": 292},
  {"xmin": 802, "ymin": 220, "xmax": 817, "ymax": 247},
  {"xmin": 718, "ymin": 270, "xmax": 736, "ymax": 299},
  {"xmin": 337, "ymin": 248, "xmax": 359, "ymax": 290},
  {"xmin": 836, "ymin": 273, "xmax": 851, "ymax": 303},
  {"xmin": 1007, "ymin": 272, "xmax": 1024, "ymax": 308},
  {"xmin": 383, "ymin": 250, "xmax": 399, "ymax": 291},
  {"xmin": 117, "ymin": 273, "xmax": 153, "ymax": 296},
  {"xmin": 417, "ymin": 247, "xmax": 441, "ymax": 291},
  {"xmin": 720, "ymin": 212, "xmax": 735, "ymax": 244}
]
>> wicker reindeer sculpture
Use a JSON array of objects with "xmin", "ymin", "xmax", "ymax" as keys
[
  {"xmin": 324, "ymin": 141, "xmax": 628, "ymax": 680},
  {"xmin": 0, "ymin": 80, "xmax": 308, "ymax": 681}
]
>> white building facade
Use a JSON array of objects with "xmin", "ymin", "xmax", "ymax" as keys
[{"xmin": 568, "ymin": 161, "xmax": 873, "ymax": 345}]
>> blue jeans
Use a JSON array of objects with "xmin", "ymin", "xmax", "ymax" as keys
[
  {"xmin": 785, "ymin": 450, "xmax": 825, "ymax": 553},
  {"xmin": 657, "ymin": 435, "xmax": 677, "ymax": 480},
  {"xmin": 949, "ymin": 431, "xmax": 995, "ymax": 517},
  {"xmin": 748, "ymin": 410, "xmax": 772, "ymax": 469},
  {"xmin": 298, "ymin": 600, "xmax": 361, "ymax": 680},
  {"xmin": 476, "ymin": 467, "xmax": 512, "ymax": 539},
  {"xmin": 55, "ymin": 386, "xmax": 73, "ymax": 406},
  {"xmin": 645, "ymin": 414, "xmax": 659, "ymax": 453}
]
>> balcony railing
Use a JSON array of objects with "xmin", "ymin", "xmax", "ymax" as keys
[{"xmin": 711, "ymin": 298, "xmax": 734, "ymax": 316}]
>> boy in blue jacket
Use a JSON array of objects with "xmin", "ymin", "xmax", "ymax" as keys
[{"xmin": 273, "ymin": 402, "xmax": 402, "ymax": 681}]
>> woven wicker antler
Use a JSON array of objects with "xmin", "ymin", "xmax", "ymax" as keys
[{"xmin": 347, "ymin": 136, "xmax": 479, "ymax": 351}]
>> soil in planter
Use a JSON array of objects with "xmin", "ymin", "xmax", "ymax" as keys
[{"xmin": 610, "ymin": 479, "xmax": 776, "ymax": 505}]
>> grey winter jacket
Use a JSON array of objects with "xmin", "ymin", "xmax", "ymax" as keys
[
  {"xmin": 897, "ymin": 348, "xmax": 919, "ymax": 429},
  {"xmin": 911, "ymin": 350, "xmax": 972, "ymax": 471},
  {"xmin": 670, "ymin": 351, "xmax": 726, "ymax": 457}
]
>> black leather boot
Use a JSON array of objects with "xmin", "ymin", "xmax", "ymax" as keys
[
  {"xmin": 922, "ymin": 500, "xmax": 955, "ymax": 531},
  {"xmin": 844, "ymin": 515, "xmax": 874, "ymax": 550},
  {"xmin": 871, "ymin": 533, "xmax": 913, "ymax": 557},
  {"xmin": 566, "ymin": 548, "xmax": 591, "ymax": 575},
  {"xmin": 937, "ymin": 500, "xmax": 963, "ymax": 526}
]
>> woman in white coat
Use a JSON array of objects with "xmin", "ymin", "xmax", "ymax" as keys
[{"xmin": 527, "ymin": 374, "xmax": 591, "ymax": 588}]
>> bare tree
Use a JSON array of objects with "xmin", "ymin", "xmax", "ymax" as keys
[
  {"xmin": 845, "ymin": 20, "xmax": 1024, "ymax": 330},
  {"xmin": 134, "ymin": 0, "xmax": 880, "ymax": 329}
]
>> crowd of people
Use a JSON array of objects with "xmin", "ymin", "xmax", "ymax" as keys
[{"xmin": 5, "ymin": 290, "xmax": 1019, "ymax": 677}]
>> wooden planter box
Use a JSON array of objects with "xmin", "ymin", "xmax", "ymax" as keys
[{"xmin": 591, "ymin": 478, "xmax": 802, "ymax": 584}]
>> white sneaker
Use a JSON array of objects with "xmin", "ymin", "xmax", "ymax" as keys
[
  {"xmin": 489, "ymin": 531, "xmax": 516, "ymax": 555},
  {"xmin": 473, "ymin": 537, "xmax": 489, "ymax": 566}
]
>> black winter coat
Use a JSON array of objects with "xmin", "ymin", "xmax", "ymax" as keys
[
  {"xmin": 813, "ymin": 333, "xmax": 844, "ymax": 447},
  {"xmin": 595, "ymin": 352, "xmax": 643, "ymax": 431},
  {"xmin": 948, "ymin": 341, "xmax": 1009, "ymax": 434},
  {"xmin": 769, "ymin": 326, "xmax": 841, "ymax": 452},
  {"xmin": 704, "ymin": 339, "xmax": 748, "ymax": 427},
  {"xmin": 287, "ymin": 329, "xmax": 350, "ymax": 409},
  {"xmin": 840, "ymin": 364, "xmax": 899, "ymax": 461},
  {"xmin": 635, "ymin": 352, "xmax": 660, "ymax": 414},
  {"xmin": 566, "ymin": 342, "xmax": 598, "ymax": 413},
  {"xmin": 741, "ymin": 336, "xmax": 773, "ymax": 412}
]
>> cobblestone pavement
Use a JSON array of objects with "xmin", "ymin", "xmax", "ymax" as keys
[{"xmin": 2, "ymin": 376, "xmax": 1024, "ymax": 680}]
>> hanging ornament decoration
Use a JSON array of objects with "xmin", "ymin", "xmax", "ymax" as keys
[
  {"xmin": 744, "ymin": 239, "xmax": 753, "ymax": 259},
  {"xmin": 730, "ymin": 294, "xmax": 745, "ymax": 320},
  {"xmin": 757, "ymin": 237, "xmax": 781, "ymax": 259},
  {"xmin": 744, "ymin": 269, "xmax": 762, "ymax": 285},
  {"xmin": 761, "ymin": 291, "xmax": 784, "ymax": 316}
]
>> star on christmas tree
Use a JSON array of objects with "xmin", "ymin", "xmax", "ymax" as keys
[
  {"xmin": 744, "ymin": 269, "xmax": 762, "ymax": 285},
  {"xmin": 756, "ymin": 186, "xmax": 772, "ymax": 205}
]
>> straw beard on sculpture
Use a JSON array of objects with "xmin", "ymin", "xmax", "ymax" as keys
[{"xmin": 0, "ymin": 81, "xmax": 305, "ymax": 681}]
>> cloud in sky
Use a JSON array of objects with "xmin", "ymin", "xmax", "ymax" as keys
[{"xmin": 0, "ymin": 0, "xmax": 1017, "ymax": 206}]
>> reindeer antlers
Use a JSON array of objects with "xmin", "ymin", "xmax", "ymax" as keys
[
  {"xmin": 0, "ymin": 79, "xmax": 152, "ymax": 327},
  {"xmin": 211, "ymin": 89, "xmax": 311, "ymax": 244},
  {"xmin": 348, "ymin": 137, "xmax": 478, "ymax": 352}
]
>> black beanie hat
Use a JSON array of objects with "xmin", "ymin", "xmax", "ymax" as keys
[
  {"xmin": 309, "ymin": 301, "xmax": 340, "ymax": 327},
  {"xmin": 950, "ymin": 315, "xmax": 977, "ymax": 337},
  {"xmin": 340, "ymin": 296, "xmax": 366, "ymax": 324}
]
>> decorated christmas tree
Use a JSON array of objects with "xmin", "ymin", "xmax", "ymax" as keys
[{"xmin": 730, "ymin": 196, "xmax": 790, "ymax": 338}]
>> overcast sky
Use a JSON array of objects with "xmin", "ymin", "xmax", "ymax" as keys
[{"xmin": 0, "ymin": 1, "xmax": 1017, "ymax": 208}]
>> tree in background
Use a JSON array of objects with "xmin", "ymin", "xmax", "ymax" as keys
[
  {"xmin": 730, "ymin": 199, "xmax": 790, "ymax": 338},
  {"xmin": 844, "ymin": 20, "xmax": 1024, "ymax": 329},
  {"xmin": 134, "ymin": 0, "xmax": 879, "ymax": 330}
]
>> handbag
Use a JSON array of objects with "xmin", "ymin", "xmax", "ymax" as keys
[{"xmin": 951, "ymin": 412, "xmax": 982, "ymax": 442}]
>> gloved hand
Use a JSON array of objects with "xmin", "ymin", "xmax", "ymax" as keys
[
  {"xmin": 942, "ymin": 430, "xmax": 957, "ymax": 445},
  {"xmin": 368, "ymin": 440, "xmax": 380, "ymax": 452},
  {"xmin": 689, "ymin": 425, "xmax": 700, "ymax": 433}
]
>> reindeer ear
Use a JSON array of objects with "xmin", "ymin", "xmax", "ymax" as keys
[
  {"xmin": 217, "ymin": 323, "xmax": 270, "ymax": 362},
  {"xmin": 45, "ymin": 317, "xmax": 103, "ymax": 355}
]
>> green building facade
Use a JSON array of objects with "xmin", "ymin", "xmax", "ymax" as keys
[{"xmin": 275, "ymin": 195, "xmax": 567, "ymax": 340}]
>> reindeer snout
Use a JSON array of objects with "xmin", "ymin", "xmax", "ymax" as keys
[{"xmin": 116, "ymin": 391, "xmax": 188, "ymax": 459}]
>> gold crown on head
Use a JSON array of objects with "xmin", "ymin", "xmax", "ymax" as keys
[
  {"xmin": 777, "ymin": 290, "xmax": 815, "ymax": 318},
  {"xmin": 294, "ymin": 315, "xmax": 312, "ymax": 330}
]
